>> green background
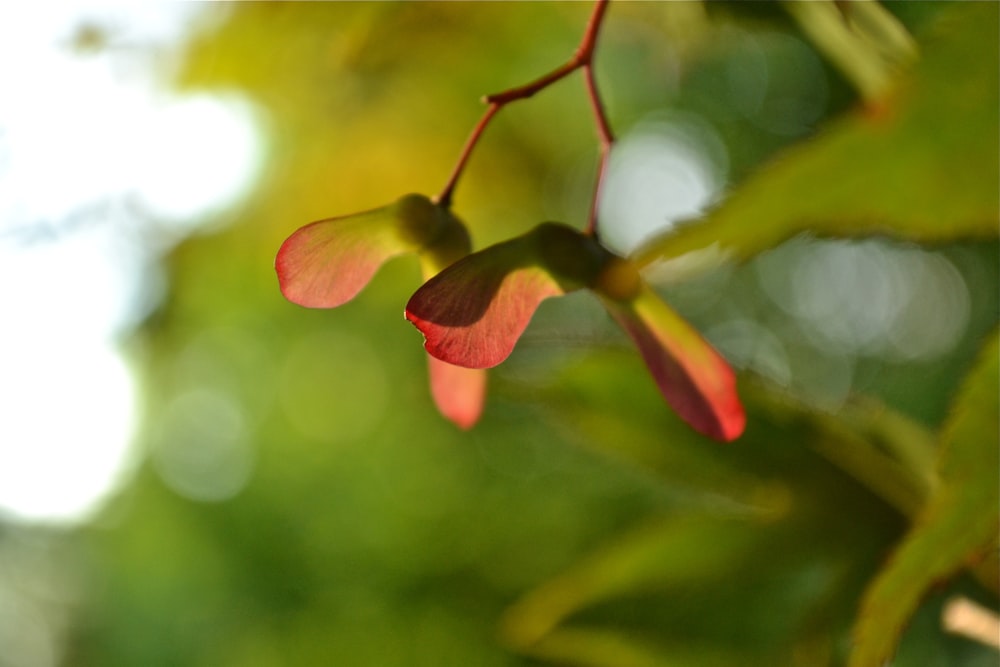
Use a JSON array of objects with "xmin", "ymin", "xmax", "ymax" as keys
[{"xmin": 6, "ymin": 3, "xmax": 997, "ymax": 666}]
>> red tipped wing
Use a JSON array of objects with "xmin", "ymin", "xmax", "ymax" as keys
[
  {"xmin": 406, "ymin": 234, "xmax": 565, "ymax": 369},
  {"xmin": 599, "ymin": 286, "xmax": 745, "ymax": 442},
  {"xmin": 276, "ymin": 206, "xmax": 413, "ymax": 308}
]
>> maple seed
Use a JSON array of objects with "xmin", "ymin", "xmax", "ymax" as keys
[
  {"xmin": 593, "ymin": 255, "xmax": 642, "ymax": 302},
  {"xmin": 393, "ymin": 194, "xmax": 448, "ymax": 247},
  {"xmin": 405, "ymin": 221, "xmax": 745, "ymax": 441},
  {"xmin": 536, "ymin": 222, "xmax": 608, "ymax": 289},
  {"xmin": 420, "ymin": 214, "xmax": 472, "ymax": 278}
]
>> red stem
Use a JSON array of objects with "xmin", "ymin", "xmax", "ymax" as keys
[
  {"xmin": 576, "ymin": 0, "xmax": 611, "ymax": 62},
  {"xmin": 583, "ymin": 63, "xmax": 614, "ymax": 151},
  {"xmin": 436, "ymin": 0, "xmax": 614, "ymax": 210},
  {"xmin": 484, "ymin": 60, "xmax": 580, "ymax": 106},
  {"xmin": 435, "ymin": 102, "xmax": 500, "ymax": 209},
  {"xmin": 583, "ymin": 62, "xmax": 613, "ymax": 236}
]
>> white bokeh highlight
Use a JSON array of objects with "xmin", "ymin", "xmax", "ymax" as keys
[
  {"xmin": 0, "ymin": 3, "xmax": 263, "ymax": 523},
  {"xmin": 598, "ymin": 114, "xmax": 727, "ymax": 256}
]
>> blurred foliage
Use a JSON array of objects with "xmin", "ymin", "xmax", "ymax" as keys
[
  {"xmin": 850, "ymin": 332, "xmax": 999, "ymax": 667},
  {"xmin": 24, "ymin": 2, "xmax": 996, "ymax": 667},
  {"xmin": 635, "ymin": 1, "xmax": 998, "ymax": 266}
]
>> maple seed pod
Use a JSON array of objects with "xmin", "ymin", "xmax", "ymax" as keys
[
  {"xmin": 393, "ymin": 193, "xmax": 448, "ymax": 247},
  {"xmin": 536, "ymin": 222, "xmax": 608, "ymax": 289},
  {"xmin": 593, "ymin": 255, "xmax": 642, "ymax": 302},
  {"xmin": 420, "ymin": 216, "xmax": 472, "ymax": 279}
]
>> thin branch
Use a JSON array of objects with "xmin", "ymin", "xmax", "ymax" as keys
[
  {"xmin": 575, "ymin": 0, "xmax": 611, "ymax": 63},
  {"xmin": 583, "ymin": 64, "xmax": 614, "ymax": 150},
  {"xmin": 435, "ymin": 102, "xmax": 500, "ymax": 209},
  {"xmin": 583, "ymin": 62, "xmax": 614, "ymax": 236},
  {"xmin": 484, "ymin": 60, "xmax": 580, "ymax": 106},
  {"xmin": 436, "ymin": 0, "xmax": 613, "ymax": 209}
]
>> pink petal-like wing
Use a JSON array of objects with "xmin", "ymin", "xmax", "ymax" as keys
[
  {"xmin": 405, "ymin": 234, "xmax": 565, "ymax": 369},
  {"xmin": 599, "ymin": 286, "xmax": 745, "ymax": 442},
  {"xmin": 276, "ymin": 206, "xmax": 413, "ymax": 308},
  {"xmin": 427, "ymin": 355, "xmax": 487, "ymax": 429}
]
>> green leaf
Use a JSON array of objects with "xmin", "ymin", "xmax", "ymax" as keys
[
  {"xmin": 499, "ymin": 514, "xmax": 761, "ymax": 651},
  {"xmin": 751, "ymin": 390, "xmax": 938, "ymax": 520},
  {"xmin": 516, "ymin": 626, "xmax": 743, "ymax": 667},
  {"xmin": 785, "ymin": 0, "xmax": 917, "ymax": 102},
  {"xmin": 635, "ymin": 3, "xmax": 999, "ymax": 268},
  {"xmin": 525, "ymin": 349, "xmax": 776, "ymax": 507},
  {"xmin": 849, "ymin": 331, "xmax": 1000, "ymax": 667}
]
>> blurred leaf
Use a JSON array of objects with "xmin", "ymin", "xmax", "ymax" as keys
[
  {"xmin": 524, "ymin": 348, "xmax": 779, "ymax": 508},
  {"xmin": 499, "ymin": 351, "xmax": 932, "ymax": 666},
  {"xmin": 751, "ymin": 390, "xmax": 939, "ymax": 519},
  {"xmin": 533, "ymin": 348, "xmax": 939, "ymax": 520},
  {"xmin": 516, "ymin": 626, "xmax": 742, "ymax": 667},
  {"xmin": 499, "ymin": 514, "xmax": 761, "ymax": 651},
  {"xmin": 849, "ymin": 331, "xmax": 1000, "ymax": 667},
  {"xmin": 785, "ymin": 0, "xmax": 917, "ymax": 101},
  {"xmin": 635, "ymin": 3, "xmax": 999, "ymax": 268}
]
